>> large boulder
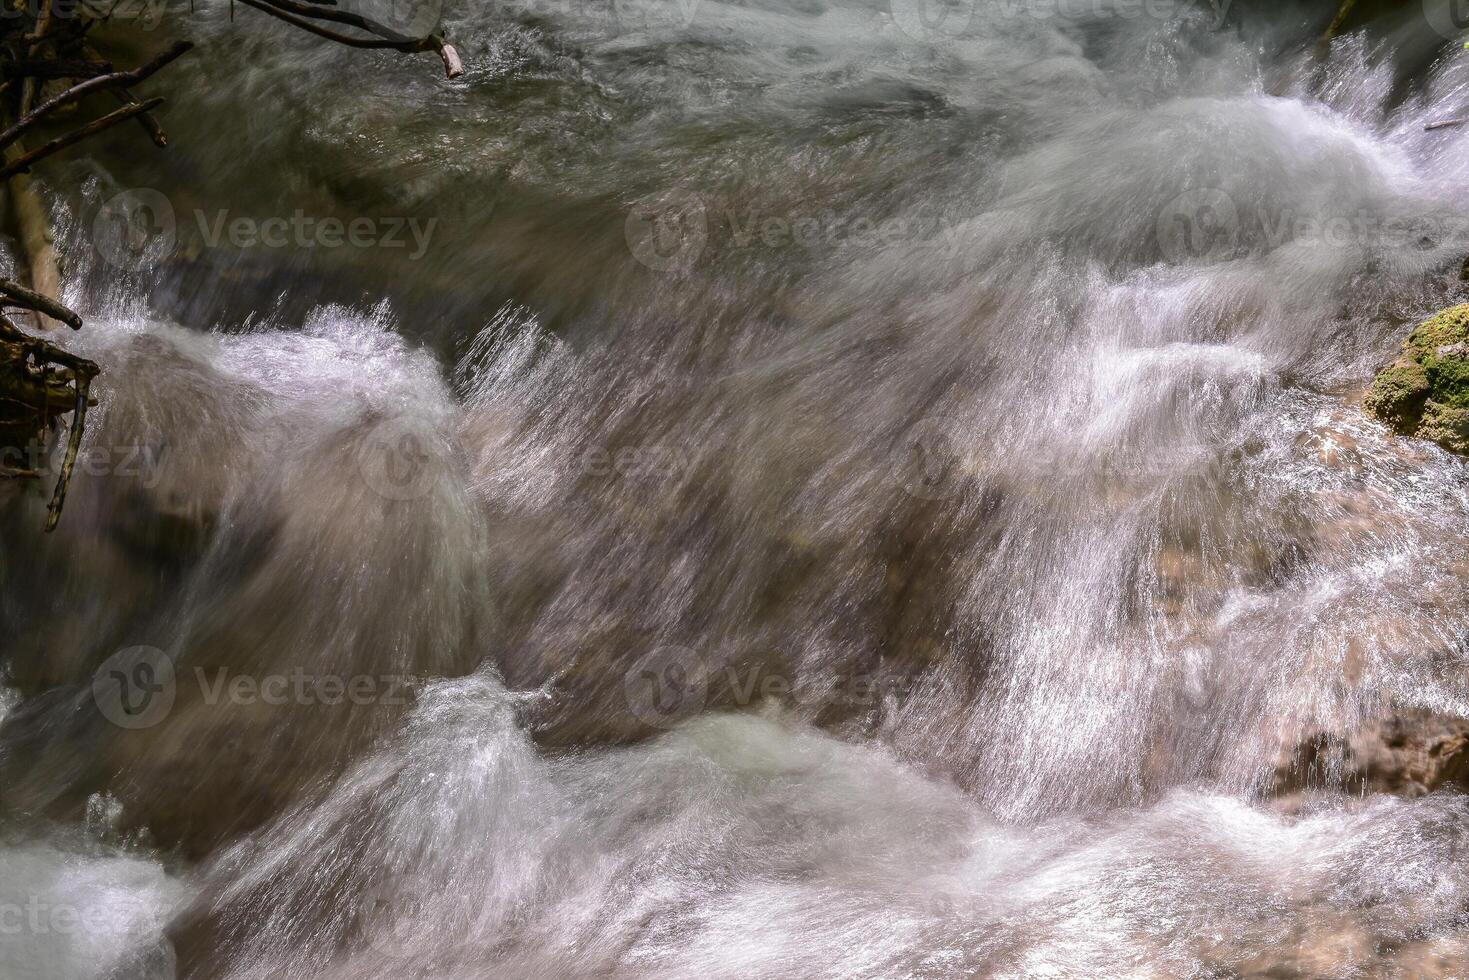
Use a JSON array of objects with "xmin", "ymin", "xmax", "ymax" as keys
[{"xmin": 1364, "ymin": 305, "xmax": 1469, "ymax": 455}]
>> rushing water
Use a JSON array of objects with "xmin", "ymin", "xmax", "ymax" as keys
[{"xmin": 3, "ymin": 0, "xmax": 1469, "ymax": 976}]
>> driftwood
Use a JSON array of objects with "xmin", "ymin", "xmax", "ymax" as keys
[{"xmin": 1425, "ymin": 118, "xmax": 1468, "ymax": 131}]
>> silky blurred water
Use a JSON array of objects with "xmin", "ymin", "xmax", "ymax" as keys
[{"xmin": 3, "ymin": 0, "xmax": 1469, "ymax": 976}]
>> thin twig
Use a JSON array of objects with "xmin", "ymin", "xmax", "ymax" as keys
[
  {"xmin": 1318, "ymin": 0, "xmax": 1358, "ymax": 49},
  {"xmin": 248, "ymin": 0, "xmax": 419, "ymax": 42},
  {"xmin": 0, "ymin": 41, "xmax": 190, "ymax": 152},
  {"xmin": 111, "ymin": 88, "xmax": 169, "ymax": 147},
  {"xmin": 0, "ymin": 97, "xmax": 165, "ymax": 182},
  {"xmin": 1425, "ymin": 117, "xmax": 1468, "ymax": 131},
  {"xmin": 44, "ymin": 365, "xmax": 94, "ymax": 532},
  {"xmin": 236, "ymin": 0, "xmax": 464, "ymax": 77}
]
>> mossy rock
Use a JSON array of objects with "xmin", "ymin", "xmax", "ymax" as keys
[{"xmin": 1364, "ymin": 305, "xmax": 1469, "ymax": 455}]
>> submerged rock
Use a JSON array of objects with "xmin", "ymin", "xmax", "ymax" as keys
[
  {"xmin": 1273, "ymin": 710, "xmax": 1469, "ymax": 800},
  {"xmin": 1364, "ymin": 305, "xmax": 1469, "ymax": 455}
]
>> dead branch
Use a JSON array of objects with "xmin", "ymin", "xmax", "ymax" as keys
[
  {"xmin": 245, "ymin": 0, "xmax": 421, "ymax": 41},
  {"xmin": 43, "ymin": 359, "xmax": 93, "ymax": 530},
  {"xmin": 236, "ymin": 0, "xmax": 464, "ymax": 78},
  {"xmin": 0, "ymin": 308, "xmax": 98, "ymax": 530},
  {"xmin": 110, "ymin": 88, "xmax": 169, "ymax": 146},
  {"xmin": 0, "ymin": 96, "xmax": 165, "ymax": 181},
  {"xmin": 1425, "ymin": 118, "xmax": 1467, "ymax": 131},
  {"xmin": 0, "ymin": 41, "xmax": 191, "ymax": 152},
  {"xmin": 0, "ymin": 277, "xmax": 83, "ymax": 330}
]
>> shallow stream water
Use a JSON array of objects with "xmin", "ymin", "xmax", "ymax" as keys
[{"xmin": 4, "ymin": 0, "xmax": 1469, "ymax": 976}]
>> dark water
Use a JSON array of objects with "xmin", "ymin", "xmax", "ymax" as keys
[{"xmin": 3, "ymin": 0, "xmax": 1469, "ymax": 976}]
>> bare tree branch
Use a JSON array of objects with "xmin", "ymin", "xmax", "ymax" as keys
[
  {"xmin": 0, "ymin": 97, "xmax": 165, "ymax": 181},
  {"xmin": 111, "ymin": 87, "xmax": 170, "ymax": 146},
  {"xmin": 0, "ymin": 41, "xmax": 191, "ymax": 152},
  {"xmin": 236, "ymin": 0, "xmax": 464, "ymax": 78},
  {"xmin": 44, "ymin": 362, "xmax": 95, "ymax": 531},
  {"xmin": 0, "ymin": 278, "xmax": 83, "ymax": 330}
]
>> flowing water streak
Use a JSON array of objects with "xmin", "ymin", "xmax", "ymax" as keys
[{"xmin": 2, "ymin": 0, "xmax": 1469, "ymax": 976}]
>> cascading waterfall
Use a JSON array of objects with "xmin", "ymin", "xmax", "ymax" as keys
[{"xmin": 3, "ymin": 0, "xmax": 1469, "ymax": 977}]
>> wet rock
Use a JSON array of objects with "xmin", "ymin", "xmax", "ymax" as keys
[
  {"xmin": 1364, "ymin": 305, "xmax": 1469, "ymax": 455},
  {"xmin": 1229, "ymin": 911, "xmax": 1376, "ymax": 980},
  {"xmin": 1272, "ymin": 709, "xmax": 1469, "ymax": 800}
]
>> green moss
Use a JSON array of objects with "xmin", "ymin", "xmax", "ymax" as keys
[
  {"xmin": 1417, "ymin": 402, "xmax": 1469, "ymax": 456},
  {"xmin": 1363, "ymin": 358, "xmax": 1430, "ymax": 432},
  {"xmin": 1365, "ymin": 305, "xmax": 1469, "ymax": 454},
  {"xmin": 1424, "ymin": 352, "xmax": 1469, "ymax": 410},
  {"xmin": 1403, "ymin": 305, "xmax": 1469, "ymax": 361}
]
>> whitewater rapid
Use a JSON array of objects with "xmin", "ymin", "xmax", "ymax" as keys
[{"xmin": 3, "ymin": 0, "xmax": 1469, "ymax": 977}]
